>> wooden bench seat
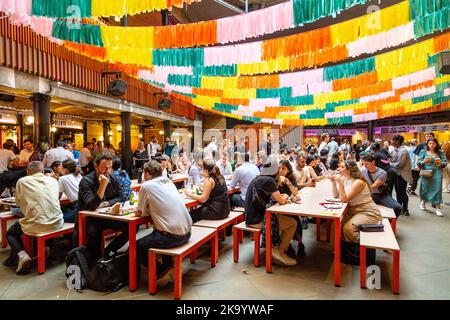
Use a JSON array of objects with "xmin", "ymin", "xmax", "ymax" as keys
[
  {"xmin": 148, "ymin": 226, "xmax": 218, "ymax": 300},
  {"xmin": 233, "ymin": 207, "xmax": 245, "ymax": 213},
  {"xmin": 376, "ymin": 205, "xmax": 397, "ymax": 234},
  {"xmin": 233, "ymin": 221, "xmax": 262, "ymax": 267},
  {"xmin": 193, "ymin": 211, "xmax": 244, "ymax": 242},
  {"xmin": 360, "ymin": 218, "xmax": 400, "ymax": 294},
  {"xmin": 22, "ymin": 223, "xmax": 75, "ymax": 274},
  {"xmin": 0, "ymin": 211, "xmax": 20, "ymax": 248}
]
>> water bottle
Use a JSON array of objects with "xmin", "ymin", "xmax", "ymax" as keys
[{"xmin": 187, "ymin": 176, "xmax": 194, "ymax": 191}]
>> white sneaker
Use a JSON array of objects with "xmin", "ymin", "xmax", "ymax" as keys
[
  {"xmin": 420, "ymin": 201, "xmax": 426, "ymax": 210},
  {"xmin": 280, "ymin": 252, "xmax": 297, "ymax": 266},
  {"xmin": 16, "ymin": 251, "xmax": 32, "ymax": 274},
  {"xmin": 435, "ymin": 209, "xmax": 444, "ymax": 217}
]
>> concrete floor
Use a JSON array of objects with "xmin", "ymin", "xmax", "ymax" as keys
[{"xmin": 1, "ymin": 192, "xmax": 450, "ymax": 300}]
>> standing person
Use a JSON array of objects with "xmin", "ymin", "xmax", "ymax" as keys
[
  {"xmin": 339, "ymin": 138, "xmax": 352, "ymax": 154},
  {"xmin": 294, "ymin": 142, "xmax": 302, "ymax": 153},
  {"xmin": 414, "ymin": 132, "xmax": 435, "ymax": 158},
  {"xmin": 42, "ymin": 140, "xmax": 74, "ymax": 168},
  {"xmin": 203, "ymin": 136, "xmax": 218, "ymax": 161},
  {"xmin": 29, "ymin": 140, "xmax": 46, "ymax": 162},
  {"xmin": 116, "ymin": 142, "xmax": 123, "ymax": 159},
  {"xmin": 135, "ymin": 160, "xmax": 192, "ymax": 287},
  {"xmin": 417, "ymin": 138, "xmax": 448, "ymax": 217},
  {"xmin": 4, "ymin": 161, "xmax": 63, "ymax": 274},
  {"xmin": 442, "ymin": 141, "xmax": 450, "ymax": 193},
  {"xmin": 361, "ymin": 153, "xmax": 402, "ymax": 217},
  {"xmin": 229, "ymin": 153, "xmax": 260, "ymax": 208},
  {"xmin": 58, "ymin": 159, "xmax": 82, "ymax": 223},
  {"xmin": 259, "ymin": 134, "xmax": 273, "ymax": 155},
  {"xmin": 330, "ymin": 160, "xmax": 382, "ymax": 243},
  {"xmin": 77, "ymin": 155, "xmax": 127, "ymax": 259},
  {"xmin": 353, "ymin": 140, "xmax": 364, "ymax": 162},
  {"xmin": 80, "ymin": 142, "xmax": 95, "ymax": 175},
  {"xmin": 66, "ymin": 140, "xmax": 80, "ymax": 166},
  {"xmin": 327, "ymin": 137, "xmax": 339, "ymax": 155},
  {"xmin": 383, "ymin": 141, "xmax": 395, "ymax": 158},
  {"xmin": 318, "ymin": 133, "xmax": 330, "ymax": 154},
  {"xmin": 279, "ymin": 139, "xmax": 287, "ymax": 151},
  {"xmin": 18, "ymin": 139, "xmax": 34, "ymax": 163},
  {"xmin": 147, "ymin": 136, "xmax": 161, "ymax": 158},
  {"xmin": 390, "ymin": 135, "xmax": 413, "ymax": 216},
  {"xmin": 133, "ymin": 141, "xmax": 148, "ymax": 179},
  {"xmin": 184, "ymin": 160, "xmax": 231, "ymax": 223},
  {"xmin": 91, "ymin": 138, "xmax": 98, "ymax": 156},
  {"xmin": 407, "ymin": 139, "xmax": 420, "ymax": 196},
  {"xmin": 244, "ymin": 155, "xmax": 297, "ymax": 266}
]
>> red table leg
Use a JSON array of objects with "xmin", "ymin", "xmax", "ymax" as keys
[
  {"xmin": 148, "ymin": 251, "xmax": 157, "ymax": 294},
  {"xmin": 128, "ymin": 222, "xmax": 137, "ymax": 292},
  {"xmin": 233, "ymin": 228, "xmax": 239, "ymax": 263},
  {"xmin": 214, "ymin": 232, "xmax": 219, "ymax": 264},
  {"xmin": 1, "ymin": 219, "xmax": 8, "ymax": 248},
  {"xmin": 78, "ymin": 213, "xmax": 86, "ymax": 246},
  {"xmin": 174, "ymin": 256, "xmax": 182, "ymax": 300},
  {"xmin": 254, "ymin": 231, "xmax": 260, "ymax": 268},
  {"xmin": 37, "ymin": 237, "xmax": 46, "ymax": 274},
  {"xmin": 316, "ymin": 218, "xmax": 321, "ymax": 241},
  {"xmin": 334, "ymin": 218, "xmax": 342, "ymax": 287},
  {"xmin": 265, "ymin": 211, "xmax": 272, "ymax": 273},
  {"xmin": 391, "ymin": 218, "xmax": 397, "ymax": 235},
  {"xmin": 211, "ymin": 235, "xmax": 217, "ymax": 268},
  {"xmin": 360, "ymin": 245, "xmax": 367, "ymax": 288},
  {"xmin": 326, "ymin": 219, "xmax": 332, "ymax": 243},
  {"xmin": 393, "ymin": 250, "xmax": 400, "ymax": 294}
]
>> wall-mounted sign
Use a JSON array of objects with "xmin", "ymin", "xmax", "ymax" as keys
[
  {"xmin": 375, "ymin": 123, "xmax": 449, "ymax": 134},
  {"xmin": 53, "ymin": 119, "xmax": 83, "ymax": 130},
  {"xmin": 305, "ymin": 128, "xmax": 368, "ymax": 136}
]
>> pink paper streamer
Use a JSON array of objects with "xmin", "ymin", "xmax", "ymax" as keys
[
  {"xmin": 400, "ymin": 85, "xmax": 436, "ymax": 101},
  {"xmin": 391, "ymin": 67, "xmax": 436, "ymax": 90},
  {"xmin": 352, "ymin": 112, "xmax": 378, "ymax": 123},
  {"xmin": 279, "ymin": 69, "xmax": 324, "ymax": 87},
  {"xmin": 360, "ymin": 90, "xmax": 395, "ymax": 103},
  {"xmin": 204, "ymin": 41, "xmax": 262, "ymax": 66},
  {"xmin": 216, "ymin": 1, "xmax": 294, "ymax": 44},
  {"xmin": 0, "ymin": 0, "xmax": 31, "ymax": 16}
]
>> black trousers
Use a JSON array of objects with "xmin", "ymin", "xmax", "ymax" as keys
[
  {"xmin": 395, "ymin": 175, "xmax": 409, "ymax": 213},
  {"xmin": 410, "ymin": 170, "xmax": 420, "ymax": 192},
  {"xmin": 371, "ymin": 193, "xmax": 402, "ymax": 217},
  {"xmin": 85, "ymin": 217, "xmax": 132, "ymax": 261}
]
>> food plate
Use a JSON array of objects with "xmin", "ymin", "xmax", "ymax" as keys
[
  {"xmin": 325, "ymin": 198, "xmax": 342, "ymax": 203},
  {"xmin": 323, "ymin": 204, "xmax": 343, "ymax": 209},
  {"xmin": 1, "ymin": 197, "xmax": 15, "ymax": 203}
]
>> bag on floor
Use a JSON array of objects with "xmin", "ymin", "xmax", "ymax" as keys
[
  {"xmin": 88, "ymin": 252, "xmax": 129, "ymax": 293},
  {"xmin": 340, "ymin": 240, "xmax": 376, "ymax": 266},
  {"xmin": 65, "ymin": 246, "xmax": 91, "ymax": 291}
]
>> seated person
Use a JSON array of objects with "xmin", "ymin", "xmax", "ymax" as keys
[
  {"xmin": 229, "ymin": 153, "xmax": 260, "ymax": 208},
  {"xmin": 188, "ymin": 153, "xmax": 204, "ymax": 186},
  {"xmin": 361, "ymin": 153, "xmax": 402, "ymax": 217},
  {"xmin": 216, "ymin": 152, "xmax": 233, "ymax": 180},
  {"xmin": 306, "ymin": 155, "xmax": 323, "ymax": 182},
  {"xmin": 50, "ymin": 160, "xmax": 65, "ymax": 181},
  {"xmin": 135, "ymin": 161, "xmax": 192, "ymax": 287},
  {"xmin": 4, "ymin": 161, "xmax": 64, "ymax": 274},
  {"xmin": 77, "ymin": 155, "xmax": 127, "ymax": 260},
  {"xmin": 244, "ymin": 155, "xmax": 297, "ymax": 266},
  {"xmin": 294, "ymin": 153, "xmax": 315, "ymax": 189},
  {"xmin": 184, "ymin": 159, "xmax": 231, "ymax": 223},
  {"xmin": 58, "ymin": 159, "xmax": 82, "ymax": 223},
  {"xmin": 330, "ymin": 160, "xmax": 382, "ymax": 243},
  {"xmin": 111, "ymin": 158, "xmax": 132, "ymax": 199},
  {"xmin": 276, "ymin": 160, "xmax": 305, "ymax": 257},
  {"xmin": 170, "ymin": 155, "xmax": 185, "ymax": 174},
  {"xmin": 328, "ymin": 152, "xmax": 341, "ymax": 171},
  {"xmin": 313, "ymin": 155, "xmax": 325, "ymax": 176}
]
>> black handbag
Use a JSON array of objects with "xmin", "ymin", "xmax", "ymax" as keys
[
  {"xmin": 88, "ymin": 252, "xmax": 129, "ymax": 293},
  {"xmin": 355, "ymin": 223, "xmax": 384, "ymax": 232}
]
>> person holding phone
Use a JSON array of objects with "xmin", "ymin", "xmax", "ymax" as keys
[{"xmin": 417, "ymin": 138, "xmax": 447, "ymax": 217}]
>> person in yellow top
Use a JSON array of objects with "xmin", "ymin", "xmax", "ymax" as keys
[{"xmin": 4, "ymin": 161, "xmax": 63, "ymax": 274}]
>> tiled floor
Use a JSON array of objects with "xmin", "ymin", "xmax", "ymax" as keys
[{"xmin": 1, "ymin": 192, "xmax": 450, "ymax": 300}]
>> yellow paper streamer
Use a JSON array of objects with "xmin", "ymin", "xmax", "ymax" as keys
[
  {"xmin": 237, "ymin": 57, "xmax": 290, "ymax": 76},
  {"xmin": 92, "ymin": 0, "xmax": 168, "ymax": 18}
]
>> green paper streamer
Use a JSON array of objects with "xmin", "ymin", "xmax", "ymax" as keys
[
  {"xmin": 193, "ymin": 65, "xmax": 237, "ymax": 76},
  {"xmin": 256, "ymin": 88, "xmax": 292, "ymax": 99},
  {"xmin": 152, "ymin": 48, "xmax": 204, "ymax": 67},
  {"xmin": 32, "ymin": 0, "xmax": 92, "ymax": 18},
  {"xmin": 280, "ymin": 95, "xmax": 314, "ymax": 106},
  {"xmin": 323, "ymin": 57, "xmax": 375, "ymax": 81},
  {"xmin": 52, "ymin": 20, "xmax": 103, "ymax": 46},
  {"xmin": 167, "ymin": 75, "xmax": 202, "ymax": 87}
]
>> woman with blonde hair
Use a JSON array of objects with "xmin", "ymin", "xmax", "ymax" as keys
[
  {"xmin": 330, "ymin": 160, "xmax": 382, "ymax": 243},
  {"xmin": 184, "ymin": 159, "xmax": 231, "ymax": 223}
]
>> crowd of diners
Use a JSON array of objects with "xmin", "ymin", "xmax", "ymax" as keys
[{"xmin": 0, "ymin": 132, "xmax": 449, "ymax": 288}]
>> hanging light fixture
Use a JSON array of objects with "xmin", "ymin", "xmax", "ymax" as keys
[{"xmin": 26, "ymin": 116, "xmax": 34, "ymax": 124}]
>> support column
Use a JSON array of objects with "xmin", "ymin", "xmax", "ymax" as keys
[
  {"xmin": 103, "ymin": 120, "xmax": 110, "ymax": 144},
  {"xmin": 163, "ymin": 120, "xmax": 171, "ymax": 140},
  {"xmin": 162, "ymin": 10, "xmax": 169, "ymax": 26},
  {"xmin": 193, "ymin": 113, "xmax": 203, "ymax": 154},
  {"xmin": 121, "ymin": 112, "xmax": 132, "ymax": 175},
  {"xmin": 368, "ymin": 120, "xmax": 374, "ymax": 141},
  {"xmin": 83, "ymin": 121, "xmax": 88, "ymax": 146},
  {"xmin": 32, "ymin": 93, "xmax": 51, "ymax": 145},
  {"xmin": 17, "ymin": 114, "xmax": 23, "ymax": 148}
]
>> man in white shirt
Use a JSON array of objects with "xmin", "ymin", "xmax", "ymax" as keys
[
  {"xmin": 147, "ymin": 136, "xmax": 161, "ymax": 158},
  {"xmin": 135, "ymin": 160, "xmax": 192, "ymax": 286},
  {"xmin": 203, "ymin": 136, "xmax": 218, "ymax": 161},
  {"xmin": 18, "ymin": 139, "xmax": 34, "ymax": 163},
  {"xmin": 188, "ymin": 153, "xmax": 204, "ymax": 185},
  {"xmin": 216, "ymin": 152, "xmax": 233, "ymax": 180},
  {"xmin": 229, "ymin": 153, "xmax": 260, "ymax": 207},
  {"xmin": 5, "ymin": 161, "xmax": 63, "ymax": 274},
  {"xmin": 0, "ymin": 141, "xmax": 18, "ymax": 174},
  {"xmin": 339, "ymin": 138, "xmax": 352, "ymax": 154},
  {"xmin": 42, "ymin": 140, "xmax": 74, "ymax": 168},
  {"xmin": 327, "ymin": 137, "xmax": 339, "ymax": 155},
  {"xmin": 318, "ymin": 133, "xmax": 330, "ymax": 154},
  {"xmin": 293, "ymin": 153, "xmax": 315, "ymax": 189},
  {"xmin": 80, "ymin": 142, "xmax": 94, "ymax": 174}
]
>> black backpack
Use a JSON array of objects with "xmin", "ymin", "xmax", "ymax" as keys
[
  {"xmin": 87, "ymin": 252, "xmax": 129, "ymax": 293},
  {"xmin": 65, "ymin": 246, "xmax": 91, "ymax": 292},
  {"xmin": 340, "ymin": 240, "xmax": 376, "ymax": 266}
]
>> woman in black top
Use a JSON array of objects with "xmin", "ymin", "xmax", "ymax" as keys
[
  {"xmin": 275, "ymin": 160, "xmax": 305, "ymax": 257},
  {"xmin": 185, "ymin": 159, "xmax": 231, "ymax": 223},
  {"xmin": 133, "ymin": 141, "xmax": 148, "ymax": 170}
]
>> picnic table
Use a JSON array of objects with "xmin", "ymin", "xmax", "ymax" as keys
[
  {"xmin": 265, "ymin": 179, "xmax": 348, "ymax": 287},
  {"xmin": 131, "ymin": 173, "xmax": 190, "ymax": 191},
  {"xmin": 0, "ymin": 194, "xmax": 71, "ymax": 207}
]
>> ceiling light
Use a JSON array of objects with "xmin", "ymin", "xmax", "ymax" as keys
[
  {"xmin": 26, "ymin": 116, "xmax": 34, "ymax": 124},
  {"xmin": 117, "ymin": 125, "xmax": 122, "ymax": 132},
  {"xmin": 51, "ymin": 126, "xmax": 57, "ymax": 133},
  {"xmin": 114, "ymin": 16, "xmax": 120, "ymax": 22}
]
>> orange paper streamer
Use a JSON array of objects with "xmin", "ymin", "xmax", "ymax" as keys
[
  {"xmin": 332, "ymin": 72, "xmax": 378, "ymax": 91},
  {"xmin": 153, "ymin": 20, "xmax": 217, "ymax": 48},
  {"xmin": 237, "ymin": 75, "xmax": 280, "ymax": 89}
]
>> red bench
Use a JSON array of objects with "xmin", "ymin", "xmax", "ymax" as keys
[
  {"xmin": 233, "ymin": 221, "xmax": 262, "ymax": 267},
  {"xmin": 0, "ymin": 211, "xmax": 19, "ymax": 248}
]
